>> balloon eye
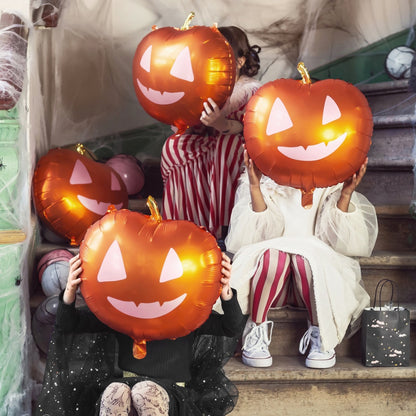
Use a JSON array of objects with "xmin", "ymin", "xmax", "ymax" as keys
[
  {"xmin": 70, "ymin": 160, "xmax": 92, "ymax": 185},
  {"xmin": 322, "ymin": 95, "xmax": 341, "ymax": 125},
  {"xmin": 170, "ymin": 46, "xmax": 194, "ymax": 82},
  {"xmin": 160, "ymin": 248, "xmax": 183, "ymax": 282},
  {"xmin": 98, "ymin": 241, "xmax": 127, "ymax": 282},
  {"xmin": 266, "ymin": 97, "xmax": 293, "ymax": 135},
  {"xmin": 110, "ymin": 172, "xmax": 121, "ymax": 191},
  {"xmin": 140, "ymin": 45, "xmax": 152, "ymax": 73}
]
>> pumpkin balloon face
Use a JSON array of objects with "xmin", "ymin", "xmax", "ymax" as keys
[
  {"xmin": 79, "ymin": 198, "xmax": 222, "ymax": 359},
  {"xmin": 244, "ymin": 63, "xmax": 373, "ymax": 207},
  {"xmin": 132, "ymin": 14, "xmax": 236, "ymax": 133},
  {"xmin": 33, "ymin": 147, "xmax": 128, "ymax": 245}
]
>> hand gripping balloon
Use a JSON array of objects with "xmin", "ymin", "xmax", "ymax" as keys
[
  {"xmin": 132, "ymin": 12, "xmax": 236, "ymax": 134},
  {"xmin": 244, "ymin": 62, "xmax": 373, "ymax": 207},
  {"xmin": 79, "ymin": 197, "xmax": 222, "ymax": 359}
]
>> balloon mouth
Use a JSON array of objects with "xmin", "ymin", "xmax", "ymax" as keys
[
  {"xmin": 136, "ymin": 78, "xmax": 184, "ymax": 105},
  {"xmin": 107, "ymin": 293, "xmax": 187, "ymax": 319},
  {"xmin": 277, "ymin": 132, "xmax": 347, "ymax": 162},
  {"xmin": 76, "ymin": 195, "xmax": 124, "ymax": 216}
]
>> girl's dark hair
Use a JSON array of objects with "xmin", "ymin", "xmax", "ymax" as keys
[{"xmin": 218, "ymin": 26, "xmax": 261, "ymax": 77}]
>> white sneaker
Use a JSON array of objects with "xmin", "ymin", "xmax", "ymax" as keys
[
  {"xmin": 299, "ymin": 325, "xmax": 336, "ymax": 369},
  {"xmin": 241, "ymin": 318, "xmax": 273, "ymax": 367}
]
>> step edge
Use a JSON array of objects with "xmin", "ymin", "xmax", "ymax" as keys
[
  {"xmin": 358, "ymin": 80, "xmax": 410, "ymax": 94},
  {"xmin": 225, "ymin": 355, "xmax": 416, "ymax": 383},
  {"xmin": 359, "ymin": 251, "xmax": 416, "ymax": 268},
  {"xmin": 373, "ymin": 114, "xmax": 416, "ymax": 127}
]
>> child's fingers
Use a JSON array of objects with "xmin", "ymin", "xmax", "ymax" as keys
[
  {"xmin": 207, "ymin": 98, "xmax": 219, "ymax": 111},
  {"xmin": 221, "ymin": 251, "xmax": 230, "ymax": 263},
  {"xmin": 220, "ymin": 275, "xmax": 230, "ymax": 285},
  {"xmin": 71, "ymin": 277, "xmax": 82, "ymax": 287},
  {"xmin": 69, "ymin": 253, "xmax": 79, "ymax": 265},
  {"xmin": 72, "ymin": 266, "xmax": 83, "ymax": 277},
  {"xmin": 203, "ymin": 101, "xmax": 212, "ymax": 114},
  {"xmin": 243, "ymin": 149, "xmax": 250, "ymax": 166}
]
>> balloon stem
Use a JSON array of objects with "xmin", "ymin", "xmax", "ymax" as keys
[
  {"xmin": 297, "ymin": 62, "xmax": 311, "ymax": 85},
  {"xmin": 133, "ymin": 340, "xmax": 147, "ymax": 359},
  {"xmin": 181, "ymin": 12, "xmax": 195, "ymax": 30},
  {"xmin": 74, "ymin": 143, "xmax": 97, "ymax": 160},
  {"xmin": 301, "ymin": 189, "xmax": 314, "ymax": 209},
  {"xmin": 75, "ymin": 143, "xmax": 86, "ymax": 155},
  {"xmin": 147, "ymin": 196, "xmax": 162, "ymax": 222}
]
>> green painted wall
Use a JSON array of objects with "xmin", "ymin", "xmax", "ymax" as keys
[{"xmin": 310, "ymin": 28, "xmax": 416, "ymax": 84}]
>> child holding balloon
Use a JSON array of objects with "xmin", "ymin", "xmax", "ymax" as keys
[
  {"xmin": 161, "ymin": 25, "xmax": 261, "ymax": 242},
  {"xmin": 224, "ymin": 148, "xmax": 378, "ymax": 369},
  {"xmin": 36, "ymin": 252, "xmax": 243, "ymax": 416}
]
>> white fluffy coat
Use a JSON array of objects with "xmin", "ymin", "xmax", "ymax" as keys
[{"xmin": 218, "ymin": 172, "xmax": 378, "ymax": 351}]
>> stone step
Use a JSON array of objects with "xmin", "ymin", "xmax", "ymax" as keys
[
  {"xmin": 373, "ymin": 205, "xmax": 416, "ymax": 252},
  {"xmin": 225, "ymin": 356, "xmax": 416, "ymax": 416},
  {"xmin": 357, "ymin": 169, "xmax": 414, "ymax": 206},
  {"xmin": 367, "ymin": 123, "xmax": 414, "ymax": 169},
  {"xmin": 359, "ymin": 79, "xmax": 416, "ymax": 117},
  {"xmin": 360, "ymin": 251, "xmax": 416, "ymax": 302},
  {"xmin": 358, "ymin": 112, "xmax": 415, "ymax": 206}
]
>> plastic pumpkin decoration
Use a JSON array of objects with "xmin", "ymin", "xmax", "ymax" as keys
[
  {"xmin": 79, "ymin": 197, "xmax": 222, "ymax": 359},
  {"xmin": 32, "ymin": 145, "xmax": 128, "ymax": 245},
  {"xmin": 244, "ymin": 62, "xmax": 373, "ymax": 207},
  {"xmin": 132, "ymin": 12, "xmax": 236, "ymax": 134}
]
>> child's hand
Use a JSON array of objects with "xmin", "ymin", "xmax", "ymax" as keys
[
  {"xmin": 200, "ymin": 98, "xmax": 229, "ymax": 132},
  {"xmin": 220, "ymin": 252, "xmax": 233, "ymax": 301},
  {"xmin": 243, "ymin": 145, "xmax": 267, "ymax": 212},
  {"xmin": 244, "ymin": 146, "xmax": 262, "ymax": 187},
  {"xmin": 63, "ymin": 254, "xmax": 82, "ymax": 304},
  {"xmin": 337, "ymin": 158, "xmax": 368, "ymax": 212}
]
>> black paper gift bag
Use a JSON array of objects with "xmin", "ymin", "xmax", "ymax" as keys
[{"xmin": 361, "ymin": 279, "xmax": 410, "ymax": 367}]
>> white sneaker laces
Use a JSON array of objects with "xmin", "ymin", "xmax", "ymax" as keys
[
  {"xmin": 299, "ymin": 325, "xmax": 320, "ymax": 354},
  {"xmin": 242, "ymin": 321, "xmax": 273, "ymax": 353}
]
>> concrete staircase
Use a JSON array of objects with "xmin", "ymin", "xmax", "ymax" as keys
[
  {"xmin": 32, "ymin": 79, "xmax": 416, "ymax": 414},
  {"xmin": 224, "ymin": 79, "xmax": 416, "ymax": 415}
]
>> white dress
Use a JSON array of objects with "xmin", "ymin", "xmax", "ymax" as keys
[{"xmin": 222, "ymin": 171, "xmax": 378, "ymax": 351}]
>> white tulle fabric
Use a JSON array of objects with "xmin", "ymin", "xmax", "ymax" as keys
[{"xmin": 221, "ymin": 171, "xmax": 378, "ymax": 351}]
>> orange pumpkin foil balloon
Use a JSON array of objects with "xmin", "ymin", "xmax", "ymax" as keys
[
  {"xmin": 132, "ymin": 12, "xmax": 236, "ymax": 134},
  {"xmin": 32, "ymin": 146, "xmax": 128, "ymax": 245},
  {"xmin": 79, "ymin": 197, "xmax": 222, "ymax": 359},
  {"xmin": 244, "ymin": 62, "xmax": 373, "ymax": 207}
]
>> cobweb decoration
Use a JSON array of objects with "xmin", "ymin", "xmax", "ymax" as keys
[
  {"xmin": 0, "ymin": 13, "xmax": 28, "ymax": 111},
  {"xmin": 31, "ymin": 0, "xmax": 65, "ymax": 28}
]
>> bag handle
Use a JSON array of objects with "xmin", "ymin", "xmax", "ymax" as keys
[{"xmin": 372, "ymin": 279, "xmax": 400, "ymax": 310}]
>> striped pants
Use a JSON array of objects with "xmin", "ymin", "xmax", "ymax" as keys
[
  {"xmin": 250, "ymin": 249, "xmax": 318, "ymax": 325},
  {"xmin": 161, "ymin": 132, "xmax": 244, "ymax": 239}
]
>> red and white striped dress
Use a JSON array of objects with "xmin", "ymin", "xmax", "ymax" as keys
[{"xmin": 161, "ymin": 75, "xmax": 261, "ymax": 238}]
